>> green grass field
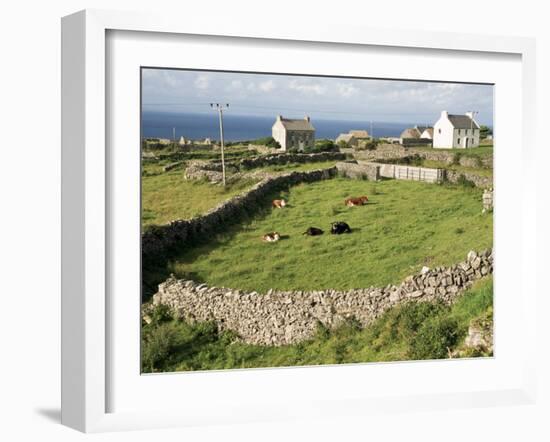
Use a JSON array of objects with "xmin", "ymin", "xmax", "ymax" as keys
[
  {"xmin": 141, "ymin": 277, "xmax": 493, "ymax": 372},
  {"xmin": 142, "ymin": 171, "xmax": 260, "ymax": 227},
  {"xmin": 165, "ymin": 177, "xmax": 492, "ymax": 293},
  {"xmin": 422, "ymin": 159, "xmax": 493, "ymax": 178},
  {"xmin": 142, "ymin": 161, "xmax": 339, "ymax": 227},
  {"xmin": 253, "ymin": 160, "xmax": 337, "ymax": 173},
  {"xmin": 412, "ymin": 144, "xmax": 493, "ymax": 159}
]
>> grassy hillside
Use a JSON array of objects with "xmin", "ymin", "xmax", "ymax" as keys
[
  {"xmin": 166, "ymin": 177, "xmax": 493, "ymax": 293},
  {"xmin": 142, "ymin": 173, "xmax": 259, "ymax": 227},
  {"xmin": 141, "ymin": 277, "xmax": 493, "ymax": 373}
]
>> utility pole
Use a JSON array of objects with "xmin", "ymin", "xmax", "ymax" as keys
[
  {"xmin": 211, "ymin": 103, "xmax": 229, "ymax": 186},
  {"xmin": 172, "ymin": 127, "xmax": 176, "ymax": 143},
  {"xmin": 370, "ymin": 120, "xmax": 373, "ymax": 139}
]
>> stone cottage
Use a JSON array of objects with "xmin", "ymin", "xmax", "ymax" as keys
[
  {"xmin": 433, "ymin": 111, "xmax": 480, "ymax": 149},
  {"xmin": 272, "ymin": 115, "xmax": 315, "ymax": 151}
]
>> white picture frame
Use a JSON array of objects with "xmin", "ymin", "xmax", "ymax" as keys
[{"xmin": 61, "ymin": 9, "xmax": 538, "ymax": 433}]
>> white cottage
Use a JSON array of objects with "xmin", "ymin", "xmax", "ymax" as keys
[
  {"xmin": 272, "ymin": 115, "xmax": 315, "ymax": 151},
  {"xmin": 433, "ymin": 111, "xmax": 480, "ymax": 149}
]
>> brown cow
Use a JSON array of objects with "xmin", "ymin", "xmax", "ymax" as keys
[
  {"xmin": 272, "ymin": 199, "xmax": 287, "ymax": 208},
  {"xmin": 344, "ymin": 195, "xmax": 369, "ymax": 207}
]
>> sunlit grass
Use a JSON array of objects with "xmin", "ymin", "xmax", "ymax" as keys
[{"xmin": 166, "ymin": 178, "xmax": 493, "ymax": 292}]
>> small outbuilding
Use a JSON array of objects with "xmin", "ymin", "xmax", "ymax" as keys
[
  {"xmin": 335, "ymin": 133, "xmax": 357, "ymax": 147},
  {"xmin": 399, "ymin": 125, "xmax": 432, "ymax": 146}
]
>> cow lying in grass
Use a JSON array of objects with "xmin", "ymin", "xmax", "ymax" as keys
[
  {"xmin": 262, "ymin": 232, "xmax": 281, "ymax": 242},
  {"xmin": 331, "ymin": 221, "xmax": 352, "ymax": 234},
  {"xmin": 272, "ymin": 199, "xmax": 286, "ymax": 208},
  {"xmin": 303, "ymin": 227, "xmax": 324, "ymax": 236},
  {"xmin": 345, "ymin": 196, "xmax": 369, "ymax": 206}
]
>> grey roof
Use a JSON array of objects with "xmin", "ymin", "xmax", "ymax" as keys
[
  {"xmin": 278, "ymin": 118, "xmax": 315, "ymax": 131},
  {"xmin": 415, "ymin": 126, "xmax": 430, "ymax": 133},
  {"xmin": 448, "ymin": 115, "xmax": 480, "ymax": 129}
]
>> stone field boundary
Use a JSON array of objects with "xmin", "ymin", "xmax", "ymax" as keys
[{"xmin": 145, "ymin": 250, "xmax": 493, "ymax": 346}]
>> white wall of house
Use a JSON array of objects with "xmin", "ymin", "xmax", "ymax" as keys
[
  {"xmin": 272, "ymin": 119, "xmax": 287, "ymax": 150},
  {"xmin": 433, "ymin": 112, "xmax": 455, "ymax": 148}
]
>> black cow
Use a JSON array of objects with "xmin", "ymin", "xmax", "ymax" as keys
[
  {"xmin": 303, "ymin": 227, "xmax": 324, "ymax": 236},
  {"xmin": 330, "ymin": 221, "xmax": 352, "ymax": 234}
]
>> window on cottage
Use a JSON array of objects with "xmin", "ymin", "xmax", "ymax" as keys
[
  {"xmin": 457, "ymin": 138, "xmax": 461, "ymax": 144},
  {"xmin": 438, "ymin": 128, "xmax": 441, "ymax": 134}
]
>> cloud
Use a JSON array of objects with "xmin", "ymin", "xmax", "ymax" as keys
[
  {"xmin": 288, "ymin": 79, "xmax": 326, "ymax": 95},
  {"xmin": 259, "ymin": 80, "xmax": 276, "ymax": 92},
  {"xmin": 337, "ymin": 82, "xmax": 359, "ymax": 97},
  {"xmin": 141, "ymin": 68, "xmax": 493, "ymax": 125},
  {"xmin": 228, "ymin": 80, "xmax": 243, "ymax": 90},
  {"xmin": 194, "ymin": 75, "xmax": 210, "ymax": 90}
]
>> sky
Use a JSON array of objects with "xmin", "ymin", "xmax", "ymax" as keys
[{"xmin": 142, "ymin": 68, "xmax": 494, "ymax": 126}]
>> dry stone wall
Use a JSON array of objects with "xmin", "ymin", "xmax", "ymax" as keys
[
  {"xmin": 147, "ymin": 250, "xmax": 493, "ymax": 346},
  {"xmin": 335, "ymin": 161, "xmax": 380, "ymax": 181},
  {"xmin": 238, "ymin": 152, "xmax": 345, "ymax": 169},
  {"xmin": 483, "ymin": 188, "xmax": 494, "ymax": 212},
  {"xmin": 142, "ymin": 167, "xmax": 337, "ymax": 265},
  {"xmin": 353, "ymin": 144, "xmax": 492, "ymax": 168},
  {"xmin": 446, "ymin": 170, "xmax": 493, "ymax": 188},
  {"xmin": 184, "ymin": 152, "xmax": 345, "ymax": 182}
]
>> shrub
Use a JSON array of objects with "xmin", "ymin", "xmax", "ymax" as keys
[
  {"xmin": 312, "ymin": 139, "xmax": 338, "ymax": 152},
  {"xmin": 409, "ymin": 316, "xmax": 461, "ymax": 360},
  {"xmin": 456, "ymin": 174, "xmax": 476, "ymax": 188},
  {"xmin": 141, "ymin": 324, "xmax": 177, "ymax": 372},
  {"xmin": 354, "ymin": 139, "xmax": 378, "ymax": 151},
  {"xmin": 149, "ymin": 303, "xmax": 174, "ymax": 324},
  {"xmin": 452, "ymin": 152, "xmax": 462, "ymax": 165},
  {"xmin": 253, "ymin": 136, "xmax": 281, "ymax": 149}
]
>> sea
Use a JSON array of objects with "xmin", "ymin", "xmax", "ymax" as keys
[{"xmin": 141, "ymin": 111, "xmax": 419, "ymax": 142}]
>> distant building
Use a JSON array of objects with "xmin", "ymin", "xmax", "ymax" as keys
[
  {"xmin": 178, "ymin": 136, "xmax": 188, "ymax": 145},
  {"xmin": 399, "ymin": 125, "xmax": 432, "ymax": 146},
  {"xmin": 420, "ymin": 128, "xmax": 434, "ymax": 139},
  {"xmin": 335, "ymin": 129, "xmax": 370, "ymax": 147},
  {"xmin": 335, "ymin": 133, "xmax": 357, "ymax": 147},
  {"xmin": 272, "ymin": 115, "xmax": 315, "ymax": 151},
  {"xmin": 433, "ymin": 111, "xmax": 480, "ymax": 149},
  {"xmin": 348, "ymin": 129, "xmax": 370, "ymax": 139}
]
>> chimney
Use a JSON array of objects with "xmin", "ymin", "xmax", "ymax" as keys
[
  {"xmin": 276, "ymin": 115, "xmax": 282, "ymax": 121},
  {"xmin": 465, "ymin": 111, "xmax": 474, "ymax": 119},
  {"xmin": 441, "ymin": 110, "xmax": 449, "ymax": 118},
  {"xmin": 304, "ymin": 115, "xmax": 310, "ymax": 122}
]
